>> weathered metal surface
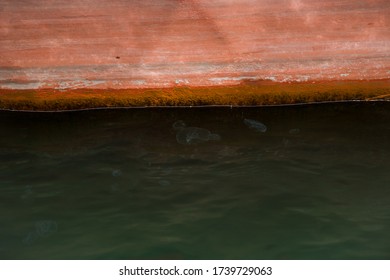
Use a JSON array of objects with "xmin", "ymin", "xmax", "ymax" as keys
[{"xmin": 1, "ymin": 0, "xmax": 389, "ymax": 90}]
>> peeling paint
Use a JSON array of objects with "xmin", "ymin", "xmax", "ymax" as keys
[
  {"xmin": 132, "ymin": 80, "xmax": 146, "ymax": 86},
  {"xmin": 55, "ymin": 80, "xmax": 105, "ymax": 90},
  {"xmin": 175, "ymin": 79, "xmax": 190, "ymax": 85},
  {"xmin": 264, "ymin": 76, "xmax": 278, "ymax": 82},
  {"xmin": 209, "ymin": 76, "xmax": 259, "ymax": 83}
]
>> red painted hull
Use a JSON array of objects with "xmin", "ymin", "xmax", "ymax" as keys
[{"xmin": 1, "ymin": 0, "xmax": 389, "ymax": 90}]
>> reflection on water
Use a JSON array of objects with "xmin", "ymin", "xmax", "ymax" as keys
[
  {"xmin": 172, "ymin": 119, "xmax": 221, "ymax": 145},
  {"xmin": 0, "ymin": 102, "xmax": 389, "ymax": 259},
  {"xmin": 244, "ymin": 118, "xmax": 267, "ymax": 132}
]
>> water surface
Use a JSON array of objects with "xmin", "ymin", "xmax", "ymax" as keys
[{"xmin": 1, "ymin": 102, "xmax": 389, "ymax": 259}]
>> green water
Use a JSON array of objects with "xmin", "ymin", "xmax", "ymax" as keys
[{"xmin": 1, "ymin": 102, "xmax": 389, "ymax": 259}]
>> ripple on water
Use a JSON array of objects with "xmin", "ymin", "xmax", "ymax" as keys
[
  {"xmin": 176, "ymin": 127, "xmax": 221, "ymax": 145},
  {"xmin": 20, "ymin": 185, "xmax": 34, "ymax": 201},
  {"xmin": 158, "ymin": 180, "xmax": 171, "ymax": 187},
  {"xmin": 22, "ymin": 220, "xmax": 58, "ymax": 245},
  {"xmin": 244, "ymin": 119, "xmax": 267, "ymax": 132},
  {"xmin": 35, "ymin": 220, "xmax": 58, "ymax": 238},
  {"xmin": 173, "ymin": 120, "xmax": 221, "ymax": 145},
  {"xmin": 112, "ymin": 169, "xmax": 122, "ymax": 177},
  {"xmin": 289, "ymin": 128, "xmax": 300, "ymax": 135},
  {"xmin": 172, "ymin": 120, "xmax": 186, "ymax": 130},
  {"xmin": 22, "ymin": 231, "xmax": 39, "ymax": 245}
]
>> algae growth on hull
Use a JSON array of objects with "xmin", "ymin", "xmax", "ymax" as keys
[{"xmin": 0, "ymin": 80, "xmax": 389, "ymax": 111}]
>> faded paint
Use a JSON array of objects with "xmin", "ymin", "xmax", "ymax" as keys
[{"xmin": 0, "ymin": 0, "xmax": 389, "ymax": 90}]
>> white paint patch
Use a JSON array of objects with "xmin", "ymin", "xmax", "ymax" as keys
[
  {"xmin": 280, "ymin": 76, "xmax": 293, "ymax": 82},
  {"xmin": 55, "ymin": 79, "xmax": 105, "ymax": 90},
  {"xmin": 175, "ymin": 79, "xmax": 190, "ymax": 85},
  {"xmin": 0, "ymin": 82, "xmax": 44, "ymax": 90},
  {"xmin": 296, "ymin": 75, "xmax": 311, "ymax": 82},
  {"xmin": 132, "ymin": 80, "xmax": 146, "ymax": 86},
  {"xmin": 209, "ymin": 76, "xmax": 259, "ymax": 84},
  {"xmin": 340, "ymin": 73, "xmax": 350, "ymax": 77},
  {"xmin": 264, "ymin": 76, "xmax": 278, "ymax": 82}
]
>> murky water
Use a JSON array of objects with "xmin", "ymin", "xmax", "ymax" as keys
[{"xmin": 1, "ymin": 102, "xmax": 390, "ymax": 259}]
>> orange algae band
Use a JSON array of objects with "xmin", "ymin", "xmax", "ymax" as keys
[{"xmin": 0, "ymin": 80, "xmax": 389, "ymax": 111}]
